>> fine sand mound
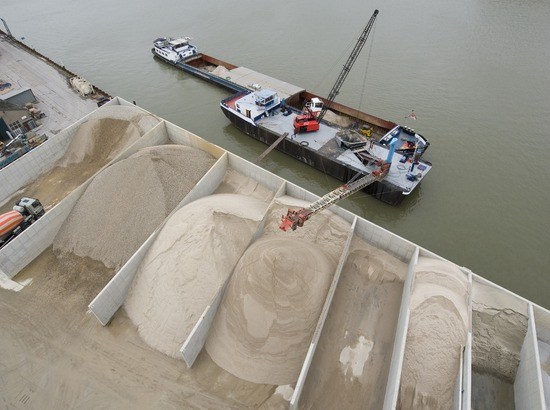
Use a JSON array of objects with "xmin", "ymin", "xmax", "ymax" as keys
[
  {"xmin": 57, "ymin": 118, "xmax": 141, "ymax": 167},
  {"xmin": 398, "ymin": 257, "xmax": 469, "ymax": 409},
  {"xmin": 54, "ymin": 145, "xmax": 216, "ymax": 269},
  {"xmin": 89, "ymin": 104, "xmax": 161, "ymax": 135},
  {"xmin": 471, "ymin": 281, "xmax": 528, "ymax": 382},
  {"xmin": 205, "ymin": 236, "xmax": 335, "ymax": 385},
  {"xmin": 0, "ymin": 105, "xmax": 160, "ymax": 214},
  {"xmin": 211, "ymin": 65, "xmax": 231, "ymax": 78},
  {"xmin": 124, "ymin": 194, "xmax": 267, "ymax": 358},
  {"xmin": 205, "ymin": 195, "xmax": 350, "ymax": 386},
  {"xmin": 323, "ymin": 110, "xmax": 354, "ymax": 128}
]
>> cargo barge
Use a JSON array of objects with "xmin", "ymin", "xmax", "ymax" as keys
[{"xmin": 152, "ymin": 37, "xmax": 432, "ymax": 206}]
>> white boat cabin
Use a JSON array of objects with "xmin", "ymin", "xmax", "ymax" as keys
[
  {"xmin": 305, "ymin": 97, "xmax": 324, "ymax": 114},
  {"xmin": 235, "ymin": 89, "xmax": 281, "ymax": 122},
  {"xmin": 153, "ymin": 37, "xmax": 198, "ymax": 62}
]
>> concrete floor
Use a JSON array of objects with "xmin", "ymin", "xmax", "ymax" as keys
[{"xmin": 0, "ymin": 35, "xmax": 98, "ymax": 138}]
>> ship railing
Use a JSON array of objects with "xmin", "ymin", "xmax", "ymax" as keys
[{"xmin": 221, "ymin": 90, "xmax": 249, "ymax": 106}]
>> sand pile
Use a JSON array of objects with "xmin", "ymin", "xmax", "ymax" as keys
[
  {"xmin": 323, "ymin": 110, "xmax": 354, "ymax": 128},
  {"xmin": 398, "ymin": 257, "xmax": 469, "ymax": 409},
  {"xmin": 57, "ymin": 118, "xmax": 140, "ymax": 167},
  {"xmin": 300, "ymin": 236, "xmax": 407, "ymax": 409},
  {"xmin": 214, "ymin": 169, "xmax": 274, "ymax": 203},
  {"xmin": 89, "ymin": 104, "xmax": 160, "ymax": 135},
  {"xmin": 205, "ymin": 237, "xmax": 335, "ymax": 385},
  {"xmin": 211, "ymin": 65, "xmax": 231, "ymax": 78},
  {"xmin": 471, "ymin": 281, "xmax": 528, "ymax": 382},
  {"xmin": 54, "ymin": 145, "xmax": 216, "ymax": 269},
  {"xmin": 0, "ymin": 105, "xmax": 160, "ymax": 214},
  {"xmin": 205, "ymin": 195, "xmax": 350, "ymax": 385},
  {"xmin": 124, "ymin": 194, "xmax": 267, "ymax": 358}
]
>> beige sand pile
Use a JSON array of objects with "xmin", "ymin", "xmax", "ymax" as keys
[
  {"xmin": 89, "ymin": 104, "xmax": 161, "ymax": 135},
  {"xmin": 205, "ymin": 236, "xmax": 335, "ymax": 385},
  {"xmin": 300, "ymin": 236, "xmax": 407, "ymax": 409},
  {"xmin": 124, "ymin": 193, "xmax": 267, "ymax": 358},
  {"xmin": 398, "ymin": 257, "xmax": 469, "ymax": 409},
  {"xmin": 54, "ymin": 145, "xmax": 216, "ymax": 269},
  {"xmin": 57, "ymin": 118, "xmax": 140, "ymax": 167},
  {"xmin": 59, "ymin": 104, "xmax": 160, "ymax": 167},
  {"xmin": 471, "ymin": 281, "xmax": 528, "ymax": 382},
  {"xmin": 323, "ymin": 110, "xmax": 354, "ymax": 128},
  {"xmin": 211, "ymin": 65, "xmax": 231, "ymax": 78},
  {"xmin": 214, "ymin": 169, "xmax": 274, "ymax": 203},
  {"xmin": 0, "ymin": 106, "xmax": 159, "ymax": 214},
  {"xmin": 205, "ymin": 195, "xmax": 350, "ymax": 385}
]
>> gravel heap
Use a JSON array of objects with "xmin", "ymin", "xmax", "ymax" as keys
[{"xmin": 54, "ymin": 145, "xmax": 216, "ymax": 269}]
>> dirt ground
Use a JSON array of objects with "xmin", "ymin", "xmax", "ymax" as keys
[{"xmin": 0, "ymin": 247, "xmax": 280, "ymax": 409}]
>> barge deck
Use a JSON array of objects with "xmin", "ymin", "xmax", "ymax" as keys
[{"xmin": 153, "ymin": 50, "xmax": 432, "ymax": 205}]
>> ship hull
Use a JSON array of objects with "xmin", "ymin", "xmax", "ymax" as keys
[{"xmin": 221, "ymin": 106, "xmax": 406, "ymax": 205}]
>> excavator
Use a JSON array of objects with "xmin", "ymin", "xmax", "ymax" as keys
[
  {"xmin": 293, "ymin": 9, "xmax": 379, "ymax": 134},
  {"xmin": 280, "ymin": 139, "xmax": 396, "ymax": 231}
]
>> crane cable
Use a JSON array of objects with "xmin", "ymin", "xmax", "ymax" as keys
[{"xmin": 359, "ymin": 23, "xmax": 376, "ymax": 111}]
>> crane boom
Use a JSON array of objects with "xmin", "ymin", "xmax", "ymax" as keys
[
  {"xmin": 317, "ymin": 9, "xmax": 379, "ymax": 123},
  {"xmin": 279, "ymin": 162, "xmax": 389, "ymax": 231}
]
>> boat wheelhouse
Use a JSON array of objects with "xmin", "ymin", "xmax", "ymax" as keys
[{"xmin": 152, "ymin": 37, "xmax": 197, "ymax": 63}]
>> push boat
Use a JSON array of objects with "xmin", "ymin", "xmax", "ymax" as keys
[
  {"xmin": 152, "ymin": 37, "xmax": 198, "ymax": 63},
  {"xmin": 152, "ymin": 28, "xmax": 432, "ymax": 206}
]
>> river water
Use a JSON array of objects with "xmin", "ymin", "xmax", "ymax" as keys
[{"xmin": 3, "ymin": 0, "xmax": 550, "ymax": 307}]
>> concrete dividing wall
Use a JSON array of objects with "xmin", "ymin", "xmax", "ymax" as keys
[
  {"xmin": 165, "ymin": 120, "xmax": 226, "ymax": 159},
  {"xmin": 180, "ymin": 278, "xmax": 228, "ymax": 367},
  {"xmin": 180, "ymin": 173, "xmax": 286, "ymax": 367},
  {"xmin": 88, "ymin": 151, "xmax": 230, "ymax": 325},
  {"xmin": 0, "ymin": 117, "xmax": 89, "ymax": 205},
  {"xmin": 533, "ymin": 306, "xmax": 550, "ymax": 409},
  {"xmin": 514, "ymin": 304, "xmax": 545, "ymax": 410},
  {"xmin": 382, "ymin": 246, "xmax": 419, "ymax": 410},
  {"xmin": 463, "ymin": 332, "xmax": 473, "ymax": 410},
  {"xmin": 228, "ymin": 152, "xmax": 286, "ymax": 193},
  {"xmin": 88, "ymin": 229, "xmax": 161, "ymax": 325},
  {"xmin": 0, "ymin": 118, "xmax": 178, "ymax": 281},
  {"xmin": 461, "ymin": 270, "xmax": 473, "ymax": 410},
  {"xmin": 454, "ymin": 346, "xmax": 465, "ymax": 410},
  {"xmin": 289, "ymin": 217, "xmax": 357, "ymax": 410},
  {"xmin": 179, "ymin": 206, "xmax": 276, "ymax": 367},
  {"xmin": 355, "ymin": 217, "xmax": 417, "ymax": 263}
]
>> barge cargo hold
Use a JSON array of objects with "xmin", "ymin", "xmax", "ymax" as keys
[{"xmin": 152, "ymin": 47, "xmax": 432, "ymax": 206}]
